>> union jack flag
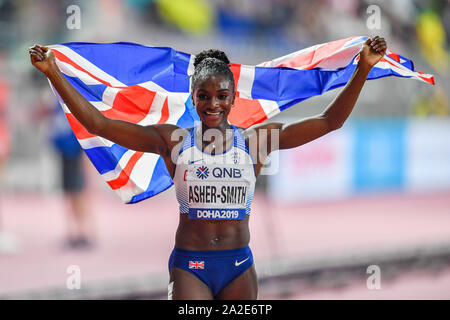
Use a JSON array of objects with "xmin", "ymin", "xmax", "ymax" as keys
[
  {"xmin": 47, "ymin": 36, "xmax": 434, "ymax": 204},
  {"xmin": 189, "ymin": 261, "xmax": 205, "ymax": 269}
]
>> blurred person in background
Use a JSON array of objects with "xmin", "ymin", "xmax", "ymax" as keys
[
  {"xmin": 0, "ymin": 63, "xmax": 9, "ymax": 186},
  {"xmin": 49, "ymin": 103, "xmax": 96, "ymax": 250},
  {"xmin": 0, "ymin": 53, "xmax": 19, "ymax": 254},
  {"xmin": 33, "ymin": 89, "xmax": 96, "ymax": 250}
]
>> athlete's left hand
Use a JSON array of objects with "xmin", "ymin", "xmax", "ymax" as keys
[{"xmin": 359, "ymin": 36, "xmax": 387, "ymax": 69}]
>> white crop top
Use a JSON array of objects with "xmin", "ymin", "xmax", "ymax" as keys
[{"xmin": 173, "ymin": 125, "xmax": 256, "ymax": 220}]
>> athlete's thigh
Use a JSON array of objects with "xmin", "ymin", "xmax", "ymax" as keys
[
  {"xmin": 215, "ymin": 264, "xmax": 258, "ymax": 300},
  {"xmin": 169, "ymin": 267, "xmax": 213, "ymax": 300}
]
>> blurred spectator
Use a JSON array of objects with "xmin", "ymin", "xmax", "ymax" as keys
[
  {"xmin": 33, "ymin": 90, "xmax": 96, "ymax": 250},
  {"xmin": 156, "ymin": 0, "xmax": 213, "ymax": 35},
  {"xmin": 0, "ymin": 54, "xmax": 19, "ymax": 254},
  {"xmin": 416, "ymin": 8, "xmax": 449, "ymax": 72},
  {"xmin": 49, "ymin": 102, "xmax": 96, "ymax": 250},
  {"xmin": 0, "ymin": 58, "xmax": 10, "ymax": 163},
  {"xmin": 412, "ymin": 85, "xmax": 449, "ymax": 116}
]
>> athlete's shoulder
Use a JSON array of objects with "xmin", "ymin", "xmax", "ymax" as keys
[
  {"xmin": 246, "ymin": 122, "xmax": 283, "ymax": 132},
  {"xmin": 240, "ymin": 122, "xmax": 283, "ymax": 140},
  {"xmin": 150, "ymin": 123, "xmax": 184, "ymax": 132}
]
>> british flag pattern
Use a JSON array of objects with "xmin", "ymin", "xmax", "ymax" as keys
[{"xmin": 47, "ymin": 36, "xmax": 434, "ymax": 204}]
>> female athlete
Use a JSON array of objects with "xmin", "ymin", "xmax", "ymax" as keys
[{"xmin": 29, "ymin": 36, "xmax": 386, "ymax": 300}]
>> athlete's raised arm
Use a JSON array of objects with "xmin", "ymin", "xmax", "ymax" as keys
[
  {"xmin": 252, "ymin": 36, "xmax": 386, "ymax": 155},
  {"xmin": 28, "ymin": 44, "xmax": 179, "ymax": 157}
]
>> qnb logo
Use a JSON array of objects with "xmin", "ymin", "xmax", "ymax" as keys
[
  {"xmin": 196, "ymin": 166, "xmax": 209, "ymax": 179},
  {"xmin": 212, "ymin": 167, "xmax": 242, "ymax": 178}
]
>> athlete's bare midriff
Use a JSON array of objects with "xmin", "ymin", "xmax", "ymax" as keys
[{"xmin": 175, "ymin": 214, "xmax": 250, "ymax": 251}]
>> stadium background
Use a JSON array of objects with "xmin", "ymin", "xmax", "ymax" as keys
[{"xmin": 0, "ymin": 0, "xmax": 449, "ymax": 299}]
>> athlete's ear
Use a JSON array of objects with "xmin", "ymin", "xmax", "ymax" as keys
[{"xmin": 231, "ymin": 90, "xmax": 236, "ymax": 107}]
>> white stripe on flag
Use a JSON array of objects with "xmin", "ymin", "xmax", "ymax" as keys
[
  {"xmin": 187, "ymin": 54, "xmax": 196, "ymax": 76},
  {"xmin": 58, "ymin": 100, "xmax": 111, "ymax": 114},
  {"xmin": 58, "ymin": 101, "xmax": 70, "ymax": 114},
  {"xmin": 237, "ymin": 65, "xmax": 255, "ymax": 99},
  {"xmin": 374, "ymin": 56, "xmax": 434, "ymax": 83},
  {"xmin": 90, "ymin": 101, "xmax": 112, "ymax": 112},
  {"xmin": 137, "ymin": 91, "xmax": 166, "ymax": 126},
  {"xmin": 166, "ymin": 93, "xmax": 190, "ymax": 124},
  {"xmin": 102, "ymin": 86, "xmax": 121, "ymax": 106},
  {"xmin": 55, "ymin": 60, "xmax": 103, "ymax": 85},
  {"xmin": 128, "ymin": 152, "xmax": 160, "ymax": 192},
  {"xmin": 48, "ymin": 45, "xmax": 126, "ymax": 87},
  {"xmin": 113, "ymin": 153, "xmax": 160, "ymax": 203},
  {"xmin": 258, "ymin": 99, "xmax": 280, "ymax": 119},
  {"xmin": 257, "ymin": 37, "xmax": 364, "ymax": 71},
  {"xmin": 311, "ymin": 44, "xmax": 362, "ymax": 71},
  {"xmin": 79, "ymin": 136, "xmax": 115, "ymax": 150},
  {"xmin": 114, "ymin": 181, "xmax": 144, "ymax": 203},
  {"xmin": 257, "ymin": 43, "xmax": 322, "ymax": 68},
  {"xmin": 102, "ymin": 149, "xmax": 135, "ymax": 181},
  {"xmin": 138, "ymin": 80, "xmax": 168, "ymax": 93},
  {"xmin": 114, "ymin": 181, "xmax": 147, "ymax": 203}
]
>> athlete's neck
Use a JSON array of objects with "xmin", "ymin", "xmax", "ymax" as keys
[
  {"xmin": 196, "ymin": 121, "xmax": 234, "ymax": 154},
  {"xmin": 200, "ymin": 121, "xmax": 232, "ymax": 136}
]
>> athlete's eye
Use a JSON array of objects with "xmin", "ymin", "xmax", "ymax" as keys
[
  {"xmin": 218, "ymin": 94, "xmax": 228, "ymax": 100},
  {"xmin": 197, "ymin": 94, "xmax": 208, "ymax": 100}
]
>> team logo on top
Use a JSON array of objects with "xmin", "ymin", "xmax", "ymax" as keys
[{"xmin": 196, "ymin": 166, "xmax": 209, "ymax": 179}]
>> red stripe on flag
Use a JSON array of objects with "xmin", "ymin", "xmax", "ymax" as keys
[
  {"xmin": 157, "ymin": 96, "xmax": 169, "ymax": 124},
  {"xmin": 380, "ymin": 57, "xmax": 435, "ymax": 85},
  {"xmin": 64, "ymin": 86, "xmax": 155, "ymax": 140},
  {"xmin": 416, "ymin": 71, "xmax": 435, "ymax": 85},
  {"xmin": 386, "ymin": 50, "xmax": 401, "ymax": 63},
  {"xmin": 107, "ymin": 151, "xmax": 144, "ymax": 190},
  {"xmin": 417, "ymin": 74, "xmax": 435, "ymax": 85},
  {"xmin": 229, "ymin": 63, "xmax": 241, "ymax": 96},
  {"xmin": 105, "ymin": 85, "xmax": 155, "ymax": 123},
  {"xmin": 228, "ymin": 97, "xmax": 267, "ymax": 128},
  {"xmin": 65, "ymin": 113, "xmax": 96, "ymax": 139},
  {"xmin": 52, "ymin": 49, "xmax": 122, "ymax": 88}
]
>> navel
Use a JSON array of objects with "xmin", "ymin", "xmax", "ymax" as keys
[{"xmin": 210, "ymin": 236, "xmax": 221, "ymax": 246}]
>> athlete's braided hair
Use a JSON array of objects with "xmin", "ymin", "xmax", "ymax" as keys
[{"xmin": 191, "ymin": 49, "xmax": 235, "ymax": 93}]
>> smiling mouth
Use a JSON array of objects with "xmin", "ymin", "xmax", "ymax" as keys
[{"xmin": 205, "ymin": 111, "xmax": 223, "ymax": 116}]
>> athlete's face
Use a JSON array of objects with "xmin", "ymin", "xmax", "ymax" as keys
[{"xmin": 192, "ymin": 74, "xmax": 235, "ymax": 129}]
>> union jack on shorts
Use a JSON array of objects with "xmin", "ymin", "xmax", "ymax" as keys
[
  {"xmin": 47, "ymin": 36, "xmax": 434, "ymax": 204},
  {"xmin": 189, "ymin": 261, "xmax": 205, "ymax": 269}
]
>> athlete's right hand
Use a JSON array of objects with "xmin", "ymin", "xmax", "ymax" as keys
[{"xmin": 28, "ymin": 44, "xmax": 57, "ymax": 75}]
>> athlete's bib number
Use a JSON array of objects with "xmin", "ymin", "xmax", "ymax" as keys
[{"xmin": 186, "ymin": 164, "xmax": 251, "ymax": 220}]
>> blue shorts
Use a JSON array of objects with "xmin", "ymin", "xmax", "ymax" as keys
[{"xmin": 168, "ymin": 246, "xmax": 254, "ymax": 297}]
